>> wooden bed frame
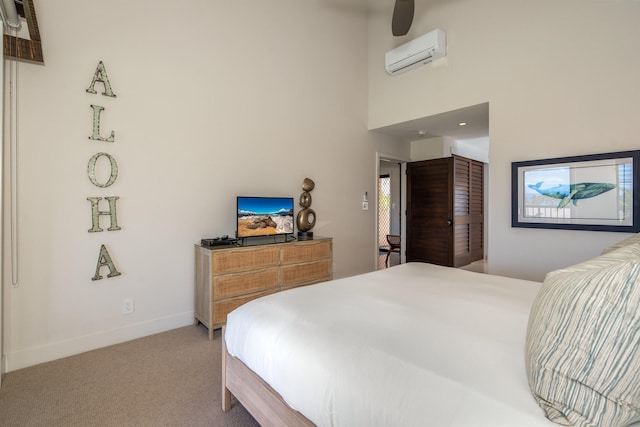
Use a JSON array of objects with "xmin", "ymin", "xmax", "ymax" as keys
[{"xmin": 221, "ymin": 326, "xmax": 315, "ymax": 426}]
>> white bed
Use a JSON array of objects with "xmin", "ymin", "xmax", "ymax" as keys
[{"xmin": 223, "ymin": 262, "xmax": 557, "ymax": 426}]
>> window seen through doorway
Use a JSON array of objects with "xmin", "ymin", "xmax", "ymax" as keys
[{"xmin": 378, "ymin": 175, "xmax": 391, "ymax": 248}]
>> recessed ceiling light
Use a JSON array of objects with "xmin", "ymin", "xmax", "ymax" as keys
[
  {"xmin": 417, "ymin": 130, "xmax": 427, "ymax": 136},
  {"xmin": 458, "ymin": 122, "xmax": 467, "ymax": 126}
]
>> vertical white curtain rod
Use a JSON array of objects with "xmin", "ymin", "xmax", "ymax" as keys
[{"xmin": 9, "ymin": 48, "xmax": 19, "ymax": 287}]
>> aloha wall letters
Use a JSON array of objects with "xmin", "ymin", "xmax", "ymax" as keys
[{"xmin": 86, "ymin": 61, "xmax": 122, "ymax": 281}]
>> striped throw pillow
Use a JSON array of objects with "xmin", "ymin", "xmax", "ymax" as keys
[
  {"xmin": 545, "ymin": 242, "xmax": 640, "ymax": 279},
  {"xmin": 526, "ymin": 260, "xmax": 640, "ymax": 427},
  {"xmin": 601, "ymin": 233, "xmax": 640, "ymax": 254}
]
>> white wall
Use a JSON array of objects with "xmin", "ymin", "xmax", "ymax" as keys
[
  {"xmin": 0, "ymin": 21, "xmax": 3, "ymax": 385},
  {"xmin": 368, "ymin": 0, "xmax": 640, "ymax": 280},
  {"xmin": 410, "ymin": 136, "xmax": 446, "ymax": 160},
  {"xmin": 410, "ymin": 136, "xmax": 489, "ymax": 163},
  {"xmin": 2, "ymin": 0, "xmax": 404, "ymax": 371},
  {"xmin": 449, "ymin": 138, "xmax": 489, "ymax": 164}
]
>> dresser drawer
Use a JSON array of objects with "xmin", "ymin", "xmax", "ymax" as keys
[
  {"xmin": 281, "ymin": 240, "xmax": 331, "ymax": 265},
  {"xmin": 212, "ymin": 246, "xmax": 280, "ymax": 274},
  {"xmin": 213, "ymin": 268, "xmax": 280, "ymax": 299},
  {"xmin": 282, "ymin": 259, "xmax": 331, "ymax": 286},
  {"xmin": 212, "ymin": 289, "xmax": 277, "ymax": 324}
]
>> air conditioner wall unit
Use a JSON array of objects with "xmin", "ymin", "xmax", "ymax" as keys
[{"xmin": 385, "ymin": 29, "xmax": 446, "ymax": 75}]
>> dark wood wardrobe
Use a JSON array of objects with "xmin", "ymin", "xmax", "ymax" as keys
[{"xmin": 406, "ymin": 155, "xmax": 484, "ymax": 267}]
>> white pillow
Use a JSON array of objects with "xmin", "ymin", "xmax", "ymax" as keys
[{"xmin": 526, "ymin": 260, "xmax": 640, "ymax": 426}]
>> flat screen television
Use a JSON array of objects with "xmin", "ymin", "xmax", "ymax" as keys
[{"xmin": 236, "ymin": 196, "xmax": 295, "ymax": 238}]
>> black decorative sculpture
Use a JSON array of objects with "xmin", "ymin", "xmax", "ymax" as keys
[{"xmin": 296, "ymin": 178, "xmax": 316, "ymax": 240}]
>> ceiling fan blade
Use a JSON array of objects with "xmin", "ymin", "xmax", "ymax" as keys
[{"xmin": 392, "ymin": 0, "xmax": 414, "ymax": 36}]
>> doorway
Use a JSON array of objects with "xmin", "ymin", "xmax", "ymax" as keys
[
  {"xmin": 371, "ymin": 103, "xmax": 489, "ymax": 272},
  {"xmin": 374, "ymin": 147, "xmax": 488, "ymax": 273},
  {"xmin": 377, "ymin": 158, "xmax": 405, "ymax": 269}
]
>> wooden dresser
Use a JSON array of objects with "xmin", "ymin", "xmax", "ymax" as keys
[{"xmin": 194, "ymin": 237, "xmax": 332, "ymax": 339}]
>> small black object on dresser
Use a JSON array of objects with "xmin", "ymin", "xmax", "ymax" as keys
[{"xmin": 201, "ymin": 237, "xmax": 237, "ymax": 247}]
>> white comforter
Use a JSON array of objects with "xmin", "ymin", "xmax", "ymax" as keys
[{"xmin": 224, "ymin": 262, "xmax": 557, "ymax": 426}]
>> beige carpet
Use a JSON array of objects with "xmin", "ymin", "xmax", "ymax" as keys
[{"xmin": 0, "ymin": 325, "xmax": 259, "ymax": 427}]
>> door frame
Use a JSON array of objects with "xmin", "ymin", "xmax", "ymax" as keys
[{"xmin": 374, "ymin": 152, "xmax": 409, "ymax": 269}]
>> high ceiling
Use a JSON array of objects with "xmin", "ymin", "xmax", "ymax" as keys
[{"xmin": 371, "ymin": 102, "xmax": 489, "ymax": 143}]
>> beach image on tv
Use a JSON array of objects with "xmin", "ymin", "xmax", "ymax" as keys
[{"xmin": 237, "ymin": 197, "xmax": 294, "ymax": 237}]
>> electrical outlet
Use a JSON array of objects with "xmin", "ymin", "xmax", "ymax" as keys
[
  {"xmin": 122, "ymin": 298, "xmax": 134, "ymax": 314},
  {"xmin": 362, "ymin": 201, "xmax": 369, "ymax": 210}
]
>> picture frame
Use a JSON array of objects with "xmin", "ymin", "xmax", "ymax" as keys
[{"xmin": 511, "ymin": 150, "xmax": 640, "ymax": 232}]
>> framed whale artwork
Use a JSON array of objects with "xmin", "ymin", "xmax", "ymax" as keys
[{"xmin": 512, "ymin": 150, "xmax": 640, "ymax": 232}]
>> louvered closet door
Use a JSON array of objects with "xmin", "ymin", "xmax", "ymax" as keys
[{"xmin": 453, "ymin": 156, "xmax": 484, "ymax": 267}]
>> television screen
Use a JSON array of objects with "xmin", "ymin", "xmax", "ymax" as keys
[{"xmin": 237, "ymin": 196, "xmax": 295, "ymax": 238}]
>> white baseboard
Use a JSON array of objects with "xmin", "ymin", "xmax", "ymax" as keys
[{"xmin": 4, "ymin": 311, "xmax": 195, "ymax": 372}]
